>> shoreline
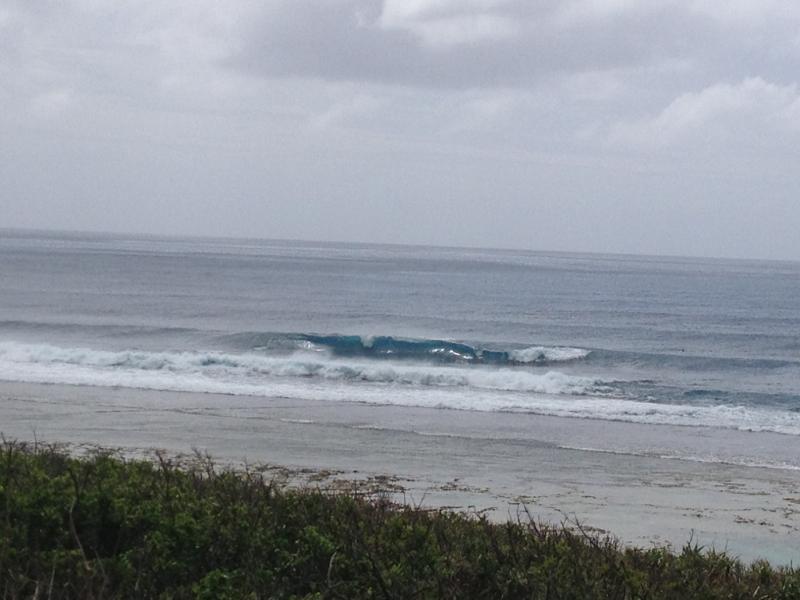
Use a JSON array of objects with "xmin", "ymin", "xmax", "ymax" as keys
[{"xmin": 2, "ymin": 380, "xmax": 799, "ymax": 565}]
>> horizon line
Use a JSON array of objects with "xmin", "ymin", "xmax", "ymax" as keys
[{"xmin": 1, "ymin": 225, "xmax": 797, "ymax": 266}]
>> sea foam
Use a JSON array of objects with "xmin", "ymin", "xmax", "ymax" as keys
[
  {"xmin": 0, "ymin": 341, "xmax": 602, "ymax": 395},
  {"xmin": 1, "ymin": 341, "xmax": 799, "ymax": 436},
  {"xmin": 509, "ymin": 346, "xmax": 591, "ymax": 363}
]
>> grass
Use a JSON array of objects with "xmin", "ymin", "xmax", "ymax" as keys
[{"xmin": 1, "ymin": 440, "xmax": 798, "ymax": 599}]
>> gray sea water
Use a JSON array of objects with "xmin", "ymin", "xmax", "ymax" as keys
[{"xmin": 1, "ymin": 229, "xmax": 799, "ymax": 470}]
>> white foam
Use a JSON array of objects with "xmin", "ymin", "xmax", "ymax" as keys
[
  {"xmin": 1, "ymin": 341, "xmax": 799, "ymax": 436},
  {"xmin": 0, "ymin": 342, "xmax": 600, "ymax": 395},
  {"xmin": 509, "ymin": 346, "xmax": 591, "ymax": 363}
]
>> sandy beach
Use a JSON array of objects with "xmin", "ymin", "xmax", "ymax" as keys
[{"xmin": 3, "ymin": 380, "xmax": 798, "ymax": 566}]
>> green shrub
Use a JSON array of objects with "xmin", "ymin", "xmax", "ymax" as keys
[{"xmin": 0, "ymin": 440, "xmax": 797, "ymax": 599}]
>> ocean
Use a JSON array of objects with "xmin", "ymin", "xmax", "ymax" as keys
[{"xmin": 1, "ymin": 229, "xmax": 799, "ymax": 471}]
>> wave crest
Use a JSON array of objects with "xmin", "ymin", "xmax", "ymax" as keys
[
  {"xmin": 509, "ymin": 346, "xmax": 591, "ymax": 363},
  {"xmin": 255, "ymin": 333, "xmax": 592, "ymax": 365}
]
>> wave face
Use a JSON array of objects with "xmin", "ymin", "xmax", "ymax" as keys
[
  {"xmin": 236, "ymin": 333, "xmax": 591, "ymax": 366},
  {"xmin": 2, "ymin": 340, "xmax": 800, "ymax": 436}
]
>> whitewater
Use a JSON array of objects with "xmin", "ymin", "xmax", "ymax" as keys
[{"xmin": 1, "ymin": 340, "xmax": 799, "ymax": 436}]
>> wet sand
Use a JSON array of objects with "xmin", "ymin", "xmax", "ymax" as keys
[{"xmin": 2, "ymin": 380, "xmax": 799, "ymax": 565}]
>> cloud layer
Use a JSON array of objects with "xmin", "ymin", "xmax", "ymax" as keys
[{"xmin": 2, "ymin": 0, "xmax": 799, "ymax": 259}]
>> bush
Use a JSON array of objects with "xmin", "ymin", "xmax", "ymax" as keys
[{"xmin": 0, "ymin": 440, "xmax": 797, "ymax": 599}]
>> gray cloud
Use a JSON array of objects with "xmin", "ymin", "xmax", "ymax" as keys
[
  {"xmin": 2, "ymin": 0, "xmax": 800, "ymax": 260},
  {"xmin": 234, "ymin": 1, "xmax": 799, "ymax": 91},
  {"xmin": 235, "ymin": 1, "xmax": 694, "ymax": 88}
]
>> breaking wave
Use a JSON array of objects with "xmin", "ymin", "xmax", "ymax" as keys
[
  {"xmin": 1, "ymin": 341, "xmax": 799, "ymax": 435},
  {"xmin": 0, "ymin": 341, "xmax": 602, "ymax": 395},
  {"xmin": 239, "ymin": 333, "xmax": 591, "ymax": 365}
]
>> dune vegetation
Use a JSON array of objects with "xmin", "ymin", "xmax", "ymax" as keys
[{"xmin": 1, "ymin": 440, "xmax": 797, "ymax": 599}]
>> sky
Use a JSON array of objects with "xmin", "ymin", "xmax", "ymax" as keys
[{"xmin": 2, "ymin": 0, "xmax": 800, "ymax": 260}]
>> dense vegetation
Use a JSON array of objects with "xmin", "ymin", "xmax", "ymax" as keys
[{"xmin": 1, "ymin": 441, "xmax": 798, "ymax": 599}]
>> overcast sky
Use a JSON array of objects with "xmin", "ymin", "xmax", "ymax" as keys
[{"xmin": 2, "ymin": 1, "xmax": 800, "ymax": 259}]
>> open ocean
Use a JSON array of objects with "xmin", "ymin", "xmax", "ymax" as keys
[{"xmin": 1, "ymin": 229, "xmax": 799, "ymax": 470}]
